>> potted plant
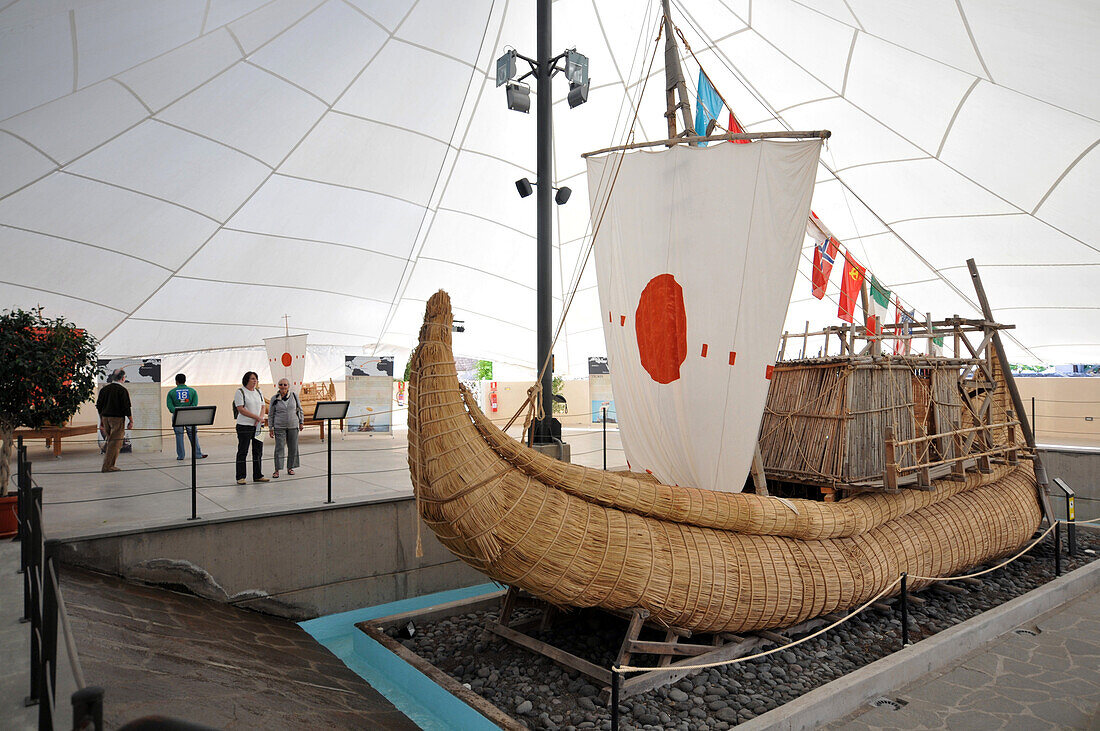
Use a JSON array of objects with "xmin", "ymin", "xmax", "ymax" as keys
[{"xmin": 0, "ymin": 307, "xmax": 100, "ymax": 537}]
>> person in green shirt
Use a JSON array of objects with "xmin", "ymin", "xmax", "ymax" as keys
[{"xmin": 167, "ymin": 373, "xmax": 208, "ymax": 461}]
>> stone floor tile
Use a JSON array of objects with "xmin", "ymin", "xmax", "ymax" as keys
[
  {"xmin": 1002, "ymin": 712, "xmax": 1057, "ymax": 730},
  {"xmin": 960, "ymin": 651, "xmax": 1002, "ymax": 677},
  {"xmin": 944, "ymin": 709, "xmax": 1007, "ymax": 730},
  {"xmin": 965, "ymin": 693, "xmax": 1026, "ymax": 716},
  {"xmin": 1026, "ymin": 698, "xmax": 1093, "ymax": 728},
  {"xmin": 938, "ymin": 666, "xmax": 997, "ymax": 689}
]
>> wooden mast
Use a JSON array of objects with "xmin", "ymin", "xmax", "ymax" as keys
[{"xmin": 661, "ymin": 0, "xmax": 694, "ymax": 142}]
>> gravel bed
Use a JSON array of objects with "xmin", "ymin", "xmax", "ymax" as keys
[{"xmin": 388, "ymin": 531, "xmax": 1100, "ymax": 730}]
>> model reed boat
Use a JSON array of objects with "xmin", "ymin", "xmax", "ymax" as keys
[
  {"xmin": 406, "ymin": 3, "xmax": 1047, "ymax": 639},
  {"xmin": 408, "ymin": 290, "xmax": 1042, "ymax": 636}
]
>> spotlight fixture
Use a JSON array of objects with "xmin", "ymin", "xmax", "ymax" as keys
[
  {"xmin": 567, "ymin": 81, "xmax": 589, "ymax": 109},
  {"xmin": 506, "ymin": 81, "xmax": 531, "ymax": 113},
  {"xmin": 496, "ymin": 50, "xmax": 517, "ymax": 87},
  {"xmin": 515, "ymin": 178, "xmax": 534, "ymax": 198},
  {"xmin": 564, "ymin": 49, "xmax": 589, "ymax": 86},
  {"xmin": 554, "ymin": 186, "xmax": 571, "ymax": 205},
  {"xmin": 452, "ymin": 321, "xmax": 465, "ymax": 333}
]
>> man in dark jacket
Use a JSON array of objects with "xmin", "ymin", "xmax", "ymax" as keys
[{"xmin": 96, "ymin": 369, "xmax": 133, "ymax": 472}]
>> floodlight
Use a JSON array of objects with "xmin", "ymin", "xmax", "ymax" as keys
[
  {"xmin": 565, "ymin": 50, "xmax": 588, "ymax": 86},
  {"xmin": 506, "ymin": 82, "xmax": 531, "ymax": 113},
  {"xmin": 516, "ymin": 178, "xmax": 534, "ymax": 198},
  {"xmin": 453, "ymin": 321, "xmax": 465, "ymax": 333},
  {"xmin": 567, "ymin": 82, "xmax": 589, "ymax": 108},
  {"xmin": 496, "ymin": 50, "xmax": 517, "ymax": 87},
  {"xmin": 555, "ymin": 187, "xmax": 571, "ymax": 205}
]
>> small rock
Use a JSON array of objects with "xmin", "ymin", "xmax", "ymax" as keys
[
  {"xmin": 668, "ymin": 688, "xmax": 689, "ymax": 703},
  {"xmin": 716, "ymin": 708, "xmax": 739, "ymax": 723},
  {"xmin": 516, "ymin": 700, "xmax": 533, "ymax": 715}
]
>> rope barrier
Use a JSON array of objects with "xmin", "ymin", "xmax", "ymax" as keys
[{"xmin": 615, "ymin": 576, "xmax": 903, "ymax": 674}]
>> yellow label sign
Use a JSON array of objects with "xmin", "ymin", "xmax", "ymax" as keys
[{"xmin": 1068, "ymin": 496, "xmax": 1075, "ymax": 521}]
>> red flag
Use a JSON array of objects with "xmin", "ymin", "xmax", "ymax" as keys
[
  {"xmin": 838, "ymin": 252, "xmax": 865, "ymax": 323},
  {"xmin": 729, "ymin": 111, "xmax": 749, "ymax": 144},
  {"xmin": 812, "ymin": 236, "xmax": 839, "ymax": 300}
]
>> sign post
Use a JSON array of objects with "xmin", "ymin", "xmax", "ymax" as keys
[
  {"xmin": 313, "ymin": 401, "xmax": 350, "ymax": 504},
  {"xmin": 171, "ymin": 406, "xmax": 217, "ymax": 520}
]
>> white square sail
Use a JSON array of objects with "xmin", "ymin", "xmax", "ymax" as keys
[{"xmin": 586, "ymin": 140, "xmax": 821, "ymax": 492}]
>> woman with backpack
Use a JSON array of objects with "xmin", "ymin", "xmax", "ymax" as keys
[
  {"xmin": 234, "ymin": 371, "xmax": 269, "ymax": 484},
  {"xmin": 269, "ymin": 378, "xmax": 304, "ymax": 478}
]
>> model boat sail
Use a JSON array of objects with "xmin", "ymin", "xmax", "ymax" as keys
[{"xmin": 586, "ymin": 140, "xmax": 820, "ymax": 492}]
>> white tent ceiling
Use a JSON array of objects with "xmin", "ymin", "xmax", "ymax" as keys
[{"xmin": 1, "ymin": 0, "xmax": 1097, "ymax": 371}]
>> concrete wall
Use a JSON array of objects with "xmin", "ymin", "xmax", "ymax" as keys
[
  {"xmin": 1040, "ymin": 447, "xmax": 1100, "ymax": 522},
  {"xmin": 1015, "ymin": 377, "xmax": 1100, "ymax": 448},
  {"xmin": 57, "ymin": 496, "xmax": 485, "ymax": 620}
]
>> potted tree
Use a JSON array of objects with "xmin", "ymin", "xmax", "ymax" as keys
[{"xmin": 0, "ymin": 307, "xmax": 99, "ymax": 536}]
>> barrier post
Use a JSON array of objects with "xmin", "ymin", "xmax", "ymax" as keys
[
  {"xmin": 26, "ymin": 485, "xmax": 43, "ymax": 707},
  {"xmin": 326, "ymin": 418, "xmax": 334, "ymax": 504},
  {"xmin": 900, "ymin": 572, "xmax": 909, "ymax": 647},
  {"xmin": 610, "ymin": 670, "xmax": 620, "ymax": 731},
  {"xmin": 38, "ymin": 539, "xmax": 60, "ymax": 729},
  {"xmin": 1053, "ymin": 478, "xmax": 1076, "ymax": 558},
  {"xmin": 1054, "ymin": 520, "xmax": 1062, "ymax": 577},
  {"xmin": 42, "ymin": 539, "xmax": 60, "ymax": 706},
  {"xmin": 19, "ymin": 449, "xmax": 31, "ymax": 623},
  {"xmin": 189, "ymin": 429, "xmax": 198, "ymax": 521},
  {"xmin": 16, "ymin": 437, "xmax": 26, "ymax": 572},
  {"xmin": 602, "ymin": 407, "xmax": 607, "ymax": 471}
]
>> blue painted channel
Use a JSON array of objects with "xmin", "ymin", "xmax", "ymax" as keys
[{"xmin": 300, "ymin": 583, "xmax": 501, "ymax": 730}]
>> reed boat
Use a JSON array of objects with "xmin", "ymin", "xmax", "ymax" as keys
[
  {"xmin": 407, "ymin": 2, "xmax": 1046, "ymax": 635},
  {"xmin": 408, "ymin": 290, "xmax": 1042, "ymax": 634}
]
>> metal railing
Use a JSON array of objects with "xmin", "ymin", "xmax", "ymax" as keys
[{"xmin": 16, "ymin": 437, "xmax": 105, "ymax": 730}]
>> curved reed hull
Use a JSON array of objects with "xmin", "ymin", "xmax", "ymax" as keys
[{"xmin": 409, "ymin": 292, "xmax": 1042, "ymax": 634}]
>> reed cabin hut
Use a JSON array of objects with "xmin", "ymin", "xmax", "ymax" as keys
[{"xmin": 759, "ymin": 317, "xmax": 1025, "ymax": 501}]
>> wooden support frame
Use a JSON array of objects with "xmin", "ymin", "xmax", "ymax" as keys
[{"xmin": 489, "ymin": 586, "xmax": 837, "ymax": 703}]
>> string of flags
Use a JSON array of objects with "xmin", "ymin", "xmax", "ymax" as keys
[
  {"xmin": 807, "ymin": 212, "xmax": 944, "ymax": 354},
  {"xmin": 692, "ymin": 64, "xmax": 945, "ymax": 354}
]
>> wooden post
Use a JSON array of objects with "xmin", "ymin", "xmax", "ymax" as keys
[
  {"xmin": 884, "ymin": 426, "xmax": 899, "ymax": 492},
  {"xmin": 926, "ymin": 313, "xmax": 934, "ymax": 355},
  {"xmin": 751, "ymin": 444, "xmax": 769, "ymax": 496},
  {"xmin": 953, "ymin": 316, "xmax": 961, "ymax": 359},
  {"xmin": 966, "ymin": 259, "xmax": 1054, "ymax": 525},
  {"xmin": 800, "ymin": 321, "xmax": 809, "ymax": 359},
  {"xmin": 951, "ymin": 432, "xmax": 966, "ymax": 481},
  {"xmin": 1006, "ymin": 409, "xmax": 1018, "ymax": 465},
  {"xmin": 779, "ymin": 331, "xmax": 789, "ymax": 360},
  {"xmin": 918, "ymin": 464, "xmax": 932, "ymax": 489},
  {"xmin": 823, "ymin": 328, "xmax": 831, "ymax": 357}
]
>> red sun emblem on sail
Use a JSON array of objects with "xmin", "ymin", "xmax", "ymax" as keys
[
  {"xmin": 281, "ymin": 352, "xmax": 293, "ymax": 367},
  {"xmin": 635, "ymin": 273, "xmax": 687, "ymax": 384}
]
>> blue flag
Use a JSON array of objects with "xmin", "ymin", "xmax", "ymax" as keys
[{"xmin": 694, "ymin": 71, "xmax": 724, "ymax": 147}]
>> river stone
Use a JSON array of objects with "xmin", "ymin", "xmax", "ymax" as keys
[{"xmin": 516, "ymin": 700, "xmax": 533, "ymax": 714}]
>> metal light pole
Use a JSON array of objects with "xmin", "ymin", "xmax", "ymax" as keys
[
  {"xmin": 498, "ymin": 4, "xmax": 587, "ymax": 450},
  {"xmin": 535, "ymin": 0, "xmax": 553, "ymax": 444}
]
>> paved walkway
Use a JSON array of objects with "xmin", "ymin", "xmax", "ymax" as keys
[
  {"xmin": 832, "ymin": 588, "xmax": 1100, "ymax": 730},
  {"xmin": 17, "ymin": 426, "xmax": 623, "ymax": 538}
]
